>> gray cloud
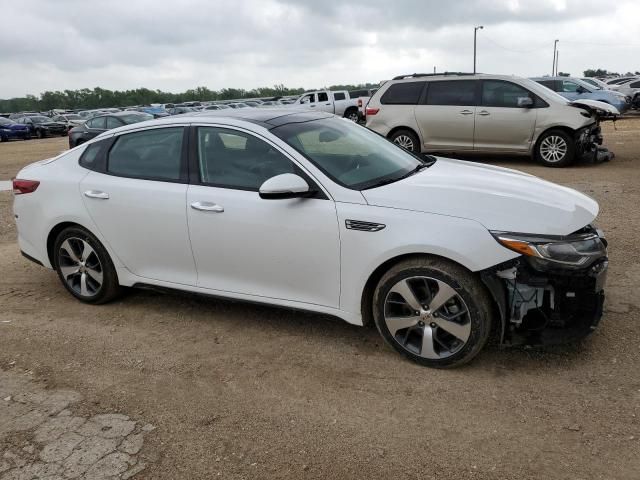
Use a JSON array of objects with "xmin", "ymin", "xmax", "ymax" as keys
[{"xmin": 1, "ymin": 0, "xmax": 637, "ymax": 98}]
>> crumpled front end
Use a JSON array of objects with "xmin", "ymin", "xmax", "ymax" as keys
[{"xmin": 482, "ymin": 225, "xmax": 608, "ymax": 346}]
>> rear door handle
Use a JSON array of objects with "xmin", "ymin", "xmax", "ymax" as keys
[
  {"xmin": 460, "ymin": 110, "xmax": 474, "ymax": 115},
  {"xmin": 83, "ymin": 190, "xmax": 109, "ymax": 199},
  {"xmin": 478, "ymin": 110, "xmax": 490, "ymax": 116},
  {"xmin": 191, "ymin": 201, "xmax": 224, "ymax": 213}
]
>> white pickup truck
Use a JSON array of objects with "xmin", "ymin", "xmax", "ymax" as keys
[{"xmin": 293, "ymin": 90, "xmax": 360, "ymax": 121}]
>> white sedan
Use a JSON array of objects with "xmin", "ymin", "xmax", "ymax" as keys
[{"xmin": 13, "ymin": 109, "xmax": 608, "ymax": 367}]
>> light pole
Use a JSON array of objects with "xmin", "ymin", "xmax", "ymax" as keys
[
  {"xmin": 474, "ymin": 26, "xmax": 483, "ymax": 74},
  {"xmin": 552, "ymin": 39, "xmax": 559, "ymax": 76}
]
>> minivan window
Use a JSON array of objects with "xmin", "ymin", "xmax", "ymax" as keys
[
  {"xmin": 425, "ymin": 81, "xmax": 477, "ymax": 106},
  {"xmin": 380, "ymin": 82, "xmax": 425, "ymax": 105},
  {"xmin": 107, "ymin": 127, "xmax": 184, "ymax": 181},
  {"xmin": 482, "ymin": 80, "xmax": 534, "ymax": 108}
]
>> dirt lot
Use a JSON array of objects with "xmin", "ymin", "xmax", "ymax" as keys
[{"xmin": 1, "ymin": 121, "xmax": 639, "ymax": 479}]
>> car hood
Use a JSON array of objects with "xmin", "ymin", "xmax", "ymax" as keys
[
  {"xmin": 361, "ymin": 158, "xmax": 598, "ymax": 236},
  {"xmin": 569, "ymin": 99, "xmax": 620, "ymax": 115}
]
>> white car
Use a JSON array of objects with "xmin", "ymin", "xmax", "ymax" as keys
[
  {"xmin": 293, "ymin": 90, "xmax": 360, "ymax": 122},
  {"xmin": 13, "ymin": 109, "xmax": 608, "ymax": 368}
]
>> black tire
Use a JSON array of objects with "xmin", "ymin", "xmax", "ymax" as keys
[
  {"xmin": 388, "ymin": 129, "xmax": 420, "ymax": 153},
  {"xmin": 53, "ymin": 226, "xmax": 122, "ymax": 304},
  {"xmin": 372, "ymin": 257, "xmax": 492, "ymax": 368},
  {"xmin": 343, "ymin": 107, "xmax": 359, "ymax": 122},
  {"xmin": 37, "ymin": 129, "xmax": 45, "ymax": 139},
  {"xmin": 25, "ymin": 133, "xmax": 32, "ymax": 140},
  {"xmin": 535, "ymin": 129, "xmax": 575, "ymax": 167},
  {"xmin": 0, "ymin": 135, "xmax": 7, "ymax": 143}
]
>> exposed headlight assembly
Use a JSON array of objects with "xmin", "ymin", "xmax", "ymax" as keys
[{"xmin": 492, "ymin": 231, "xmax": 606, "ymax": 268}]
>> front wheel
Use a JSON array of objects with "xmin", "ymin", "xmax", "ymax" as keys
[
  {"xmin": 373, "ymin": 257, "xmax": 492, "ymax": 368},
  {"xmin": 389, "ymin": 129, "xmax": 420, "ymax": 153},
  {"xmin": 53, "ymin": 226, "xmax": 122, "ymax": 304},
  {"xmin": 344, "ymin": 108, "xmax": 359, "ymax": 122},
  {"xmin": 37, "ymin": 129, "xmax": 45, "ymax": 139},
  {"xmin": 535, "ymin": 130, "xmax": 575, "ymax": 167}
]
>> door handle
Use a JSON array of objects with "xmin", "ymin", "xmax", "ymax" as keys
[
  {"xmin": 83, "ymin": 190, "xmax": 109, "ymax": 199},
  {"xmin": 459, "ymin": 110, "xmax": 474, "ymax": 115},
  {"xmin": 478, "ymin": 110, "xmax": 490, "ymax": 116},
  {"xmin": 191, "ymin": 201, "xmax": 224, "ymax": 213},
  {"xmin": 310, "ymin": 105, "xmax": 316, "ymax": 107}
]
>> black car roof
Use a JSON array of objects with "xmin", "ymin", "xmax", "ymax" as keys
[{"xmin": 191, "ymin": 108, "xmax": 333, "ymax": 128}]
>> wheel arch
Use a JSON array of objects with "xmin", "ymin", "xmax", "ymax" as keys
[
  {"xmin": 386, "ymin": 125, "xmax": 420, "ymax": 142},
  {"xmin": 533, "ymin": 125, "xmax": 576, "ymax": 150}
]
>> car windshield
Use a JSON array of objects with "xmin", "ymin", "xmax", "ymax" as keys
[
  {"xmin": 119, "ymin": 113, "xmax": 153, "ymax": 124},
  {"xmin": 272, "ymin": 117, "xmax": 429, "ymax": 190},
  {"xmin": 31, "ymin": 116, "xmax": 51, "ymax": 124}
]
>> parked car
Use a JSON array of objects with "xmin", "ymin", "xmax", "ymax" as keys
[
  {"xmin": 0, "ymin": 117, "xmax": 30, "ymax": 141},
  {"xmin": 136, "ymin": 106, "xmax": 170, "ymax": 118},
  {"xmin": 68, "ymin": 111, "xmax": 153, "ymax": 148},
  {"xmin": 16, "ymin": 116, "xmax": 67, "ymax": 138},
  {"xmin": 613, "ymin": 78, "xmax": 640, "ymax": 106},
  {"xmin": 13, "ymin": 109, "xmax": 608, "ymax": 368},
  {"xmin": 8, "ymin": 112, "xmax": 40, "ymax": 120},
  {"xmin": 580, "ymin": 78, "xmax": 611, "ymax": 90},
  {"xmin": 365, "ymin": 73, "xmax": 618, "ymax": 167},
  {"xmin": 227, "ymin": 102, "xmax": 251, "ymax": 109},
  {"xmin": 52, "ymin": 113, "xmax": 85, "ymax": 130},
  {"xmin": 605, "ymin": 76, "xmax": 638, "ymax": 87},
  {"xmin": 243, "ymin": 101, "xmax": 263, "ymax": 107},
  {"xmin": 293, "ymin": 90, "xmax": 360, "ymax": 122},
  {"xmin": 203, "ymin": 104, "xmax": 230, "ymax": 111},
  {"xmin": 167, "ymin": 106, "xmax": 196, "ymax": 115},
  {"xmin": 531, "ymin": 77, "xmax": 629, "ymax": 114},
  {"xmin": 349, "ymin": 88, "xmax": 379, "ymax": 122}
]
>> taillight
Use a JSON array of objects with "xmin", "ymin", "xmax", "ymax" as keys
[
  {"xmin": 365, "ymin": 107, "xmax": 379, "ymax": 116},
  {"xmin": 12, "ymin": 179, "xmax": 40, "ymax": 195}
]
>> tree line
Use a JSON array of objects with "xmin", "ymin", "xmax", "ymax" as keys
[{"xmin": 0, "ymin": 83, "xmax": 380, "ymax": 113}]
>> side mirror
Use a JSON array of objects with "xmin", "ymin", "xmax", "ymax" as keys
[
  {"xmin": 259, "ymin": 173, "xmax": 313, "ymax": 200},
  {"xmin": 517, "ymin": 97, "xmax": 534, "ymax": 108}
]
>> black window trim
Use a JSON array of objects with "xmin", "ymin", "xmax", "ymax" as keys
[
  {"xmin": 479, "ymin": 79, "xmax": 548, "ymax": 109},
  {"xmin": 188, "ymin": 124, "xmax": 328, "ymax": 199}
]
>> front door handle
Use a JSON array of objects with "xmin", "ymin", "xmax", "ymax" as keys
[
  {"xmin": 478, "ymin": 110, "xmax": 490, "ymax": 116},
  {"xmin": 459, "ymin": 110, "xmax": 474, "ymax": 115},
  {"xmin": 83, "ymin": 190, "xmax": 109, "ymax": 199},
  {"xmin": 191, "ymin": 201, "xmax": 224, "ymax": 213}
]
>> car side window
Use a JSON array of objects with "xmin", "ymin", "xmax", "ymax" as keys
[
  {"xmin": 333, "ymin": 92, "xmax": 345, "ymax": 101},
  {"xmin": 107, "ymin": 127, "xmax": 184, "ymax": 182},
  {"xmin": 87, "ymin": 117, "xmax": 107, "ymax": 129},
  {"xmin": 317, "ymin": 92, "xmax": 329, "ymax": 102},
  {"xmin": 425, "ymin": 80, "xmax": 477, "ymax": 106},
  {"xmin": 381, "ymin": 81, "xmax": 425, "ymax": 105},
  {"xmin": 106, "ymin": 117, "xmax": 123, "ymax": 129},
  {"xmin": 537, "ymin": 80, "xmax": 557, "ymax": 91},
  {"xmin": 481, "ymin": 80, "xmax": 534, "ymax": 108},
  {"xmin": 79, "ymin": 141, "xmax": 106, "ymax": 171},
  {"xmin": 197, "ymin": 127, "xmax": 296, "ymax": 191},
  {"xmin": 561, "ymin": 81, "xmax": 580, "ymax": 93},
  {"xmin": 630, "ymin": 81, "xmax": 640, "ymax": 88}
]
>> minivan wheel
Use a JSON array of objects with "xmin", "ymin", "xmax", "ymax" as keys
[
  {"xmin": 536, "ymin": 130, "xmax": 575, "ymax": 167},
  {"xmin": 389, "ymin": 129, "xmax": 419, "ymax": 153},
  {"xmin": 373, "ymin": 257, "xmax": 492, "ymax": 368},
  {"xmin": 53, "ymin": 226, "xmax": 121, "ymax": 304}
]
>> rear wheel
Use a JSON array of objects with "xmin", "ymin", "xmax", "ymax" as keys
[
  {"xmin": 37, "ymin": 129, "xmax": 44, "ymax": 139},
  {"xmin": 344, "ymin": 108, "xmax": 359, "ymax": 122},
  {"xmin": 535, "ymin": 130, "xmax": 575, "ymax": 167},
  {"xmin": 53, "ymin": 226, "xmax": 122, "ymax": 304},
  {"xmin": 373, "ymin": 257, "xmax": 492, "ymax": 368},
  {"xmin": 389, "ymin": 129, "xmax": 420, "ymax": 153}
]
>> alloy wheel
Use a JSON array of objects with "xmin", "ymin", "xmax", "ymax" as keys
[
  {"xmin": 346, "ymin": 111, "xmax": 359, "ymax": 122},
  {"xmin": 393, "ymin": 135, "xmax": 414, "ymax": 151},
  {"xmin": 539, "ymin": 135, "xmax": 568, "ymax": 163},
  {"xmin": 58, "ymin": 237, "xmax": 103, "ymax": 297},
  {"xmin": 383, "ymin": 276, "xmax": 471, "ymax": 359}
]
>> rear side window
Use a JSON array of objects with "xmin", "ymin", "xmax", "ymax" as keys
[
  {"xmin": 380, "ymin": 82, "xmax": 425, "ymax": 105},
  {"xmin": 87, "ymin": 117, "xmax": 106, "ymax": 129},
  {"xmin": 425, "ymin": 81, "xmax": 477, "ymax": 106},
  {"xmin": 107, "ymin": 127, "xmax": 184, "ymax": 182},
  {"xmin": 79, "ymin": 141, "xmax": 106, "ymax": 171},
  {"xmin": 333, "ymin": 92, "xmax": 346, "ymax": 101},
  {"xmin": 481, "ymin": 80, "xmax": 534, "ymax": 108}
]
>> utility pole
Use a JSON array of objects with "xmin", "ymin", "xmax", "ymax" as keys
[
  {"xmin": 555, "ymin": 50, "xmax": 559, "ymax": 76},
  {"xmin": 474, "ymin": 26, "xmax": 484, "ymax": 74},
  {"xmin": 552, "ymin": 39, "xmax": 559, "ymax": 76}
]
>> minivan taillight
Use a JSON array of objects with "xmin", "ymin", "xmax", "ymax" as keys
[
  {"xmin": 365, "ymin": 107, "xmax": 379, "ymax": 116},
  {"xmin": 12, "ymin": 179, "xmax": 40, "ymax": 195}
]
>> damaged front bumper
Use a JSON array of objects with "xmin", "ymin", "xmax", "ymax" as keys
[{"xmin": 483, "ymin": 226, "xmax": 608, "ymax": 346}]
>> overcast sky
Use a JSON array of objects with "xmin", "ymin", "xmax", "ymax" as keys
[{"xmin": 2, "ymin": 0, "xmax": 638, "ymax": 98}]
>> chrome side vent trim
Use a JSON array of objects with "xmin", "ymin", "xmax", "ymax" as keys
[{"xmin": 345, "ymin": 220, "xmax": 386, "ymax": 232}]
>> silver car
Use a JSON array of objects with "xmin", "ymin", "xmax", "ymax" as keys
[{"xmin": 365, "ymin": 73, "xmax": 616, "ymax": 167}]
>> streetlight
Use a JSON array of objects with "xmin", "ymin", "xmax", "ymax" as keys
[
  {"xmin": 552, "ymin": 39, "xmax": 559, "ymax": 76},
  {"xmin": 474, "ymin": 26, "xmax": 484, "ymax": 74}
]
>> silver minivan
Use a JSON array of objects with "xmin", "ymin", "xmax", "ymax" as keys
[{"xmin": 365, "ymin": 73, "xmax": 617, "ymax": 167}]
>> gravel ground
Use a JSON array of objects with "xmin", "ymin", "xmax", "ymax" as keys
[{"xmin": 0, "ymin": 120, "xmax": 639, "ymax": 479}]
